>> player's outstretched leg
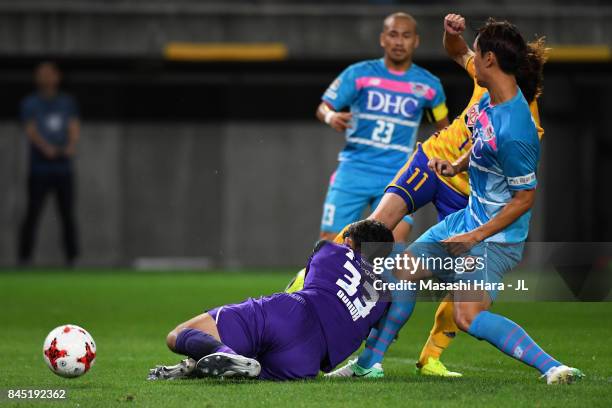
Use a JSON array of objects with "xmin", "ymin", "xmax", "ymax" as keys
[
  {"xmin": 326, "ymin": 297, "xmax": 416, "ymax": 379},
  {"xmin": 358, "ymin": 300, "xmax": 414, "ymax": 369},
  {"xmin": 458, "ymin": 305, "xmax": 584, "ymax": 384},
  {"xmin": 149, "ymin": 313, "xmax": 261, "ymax": 380},
  {"xmin": 416, "ymin": 297, "xmax": 462, "ymax": 377}
]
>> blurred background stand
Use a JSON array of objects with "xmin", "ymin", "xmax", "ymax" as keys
[{"xmin": 0, "ymin": 0, "xmax": 610, "ymax": 268}]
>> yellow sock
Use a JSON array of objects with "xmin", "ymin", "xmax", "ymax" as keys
[{"xmin": 418, "ymin": 300, "xmax": 458, "ymax": 367}]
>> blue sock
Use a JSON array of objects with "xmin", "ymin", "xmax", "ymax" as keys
[
  {"xmin": 357, "ymin": 250, "xmax": 417, "ymax": 370},
  {"xmin": 467, "ymin": 311, "xmax": 562, "ymax": 374},
  {"xmin": 174, "ymin": 328, "xmax": 235, "ymax": 360},
  {"xmin": 357, "ymin": 299, "xmax": 415, "ymax": 369}
]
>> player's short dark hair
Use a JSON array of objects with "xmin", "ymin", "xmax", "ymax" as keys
[
  {"xmin": 344, "ymin": 220, "xmax": 394, "ymax": 263},
  {"xmin": 476, "ymin": 18, "xmax": 527, "ymax": 76},
  {"xmin": 516, "ymin": 37, "xmax": 547, "ymax": 102}
]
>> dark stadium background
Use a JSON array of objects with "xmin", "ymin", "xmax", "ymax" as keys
[{"xmin": 0, "ymin": 0, "xmax": 610, "ymax": 267}]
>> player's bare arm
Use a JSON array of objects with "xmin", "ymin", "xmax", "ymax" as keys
[
  {"xmin": 443, "ymin": 189, "xmax": 536, "ymax": 256},
  {"xmin": 316, "ymin": 101, "xmax": 352, "ymax": 133},
  {"xmin": 427, "ymin": 147, "xmax": 471, "ymax": 177},
  {"xmin": 443, "ymin": 14, "xmax": 474, "ymax": 68},
  {"xmin": 25, "ymin": 119, "xmax": 58, "ymax": 159},
  {"xmin": 63, "ymin": 118, "xmax": 81, "ymax": 158}
]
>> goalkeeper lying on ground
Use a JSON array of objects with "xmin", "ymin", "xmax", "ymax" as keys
[{"xmin": 148, "ymin": 220, "xmax": 394, "ymax": 381}]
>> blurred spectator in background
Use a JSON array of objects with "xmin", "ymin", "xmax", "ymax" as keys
[{"xmin": 17, "ymin": 61, "xmax": 80, "ymax": 267}]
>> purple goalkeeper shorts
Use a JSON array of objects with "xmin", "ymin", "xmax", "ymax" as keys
[{"xmin": 207, "ymin": 292, "xmax": 327, "ymax": 381}]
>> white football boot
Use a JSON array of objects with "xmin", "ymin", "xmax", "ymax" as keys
[
  {"xmin": 324, "ymin": 359, "xmax": 384, "ymax": 378},
  {"xmin": 543, "ymin": 365, "xmax": 585, "ymax": 384},
  {"xmin": 147, "ymin": 358, "xmax": 197, "ymax": 380}
]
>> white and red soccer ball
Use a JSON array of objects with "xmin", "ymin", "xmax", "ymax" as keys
[{"xmin": 42, "ymin": 324, "xmax": 96, "ymax": 378}]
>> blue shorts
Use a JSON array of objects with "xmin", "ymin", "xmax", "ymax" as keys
[
  {"xmin": 385, "ymin": 143, "xmax": 468, "ymax": 221},
  {"xmin": 208, "ymin": 293, "xmax": 326, "ymax": 380},
  {"xmin": 408, "ymin": 209, "xmax": 524, "ymax": 300},
  {"xmin": 321, "ymin": 161, "xmax": 413, "ymax": 233}
]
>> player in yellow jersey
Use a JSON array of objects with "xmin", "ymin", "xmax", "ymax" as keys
[{"xmin": 292, "ymin": 13, "xmax": 547, "ymax": 378}]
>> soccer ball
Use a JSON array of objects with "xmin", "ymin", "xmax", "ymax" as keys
[{"xmin": 42, "ymin": 324, "xmax": 97, "ymax": 378}]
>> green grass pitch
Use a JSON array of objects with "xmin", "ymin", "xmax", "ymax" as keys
[{"xmin": 1, "ymin": 270, "xmax": 611, "ymax": 407}]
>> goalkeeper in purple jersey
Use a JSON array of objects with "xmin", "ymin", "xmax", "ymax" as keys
[{"xmin": 147, "ymin": 220, "xmax": 394, "ymax": 381}]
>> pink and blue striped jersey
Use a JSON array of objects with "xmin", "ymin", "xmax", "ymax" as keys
[
  {"xmin": 467, "ymin": 89, "xmax": 540, "ymax": 243},
  {"xmin": 322, "ymin": 58, "xmax": 446, "ymax": 173}
]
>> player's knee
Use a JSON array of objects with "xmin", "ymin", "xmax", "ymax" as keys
[
  {"xmin": 453, "ymin": 314, "xmax": 471, "ymax": 332},
  {"xmin": 166, "ymin": 324, "xmax": 188, "ymax": 351},
  {"xmin": 166, "ymin": 330, "xmax": 178, "ymax": 351},
  {"xmin": 453, "ymin": 307, "xmax": 476, "ymax": 332},
  {"xmin": 369, "ymin": 193, "xmax": 408, "ymax": 228}
]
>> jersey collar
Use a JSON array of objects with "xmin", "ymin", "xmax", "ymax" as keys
[{"xmin": 380, "ymin": 58, "xmax": 412, "ymax": 76}]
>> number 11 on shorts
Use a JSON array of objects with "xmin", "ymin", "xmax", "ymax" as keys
[{"xmin": 406, "ymin": 167, "xmax": 428, "ymax": 192}]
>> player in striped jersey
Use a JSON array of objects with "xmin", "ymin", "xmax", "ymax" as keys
[
  {"xmin": 323, "ymin": 14, "xmax": 547, "ymax": 378},
  {"xmin": 317, "ymin": 12, "xmax": 449, "ymax": 244}
]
